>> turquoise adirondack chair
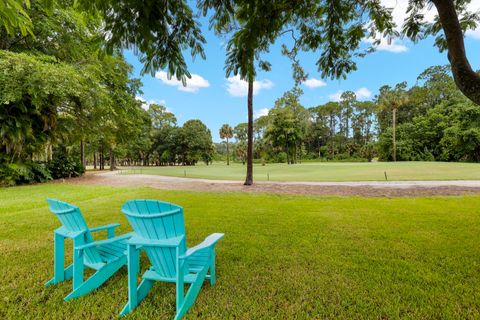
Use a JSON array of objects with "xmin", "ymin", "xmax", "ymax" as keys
[
  {"xmin": 120, "ymin": 200, "xmax": 224, "ymax": 319},
  {"xmin": 45, "ymin": 198, "xmax": 132, "ymax": 300}
]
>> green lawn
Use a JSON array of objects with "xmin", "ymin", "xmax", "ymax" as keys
[
  {"xmin": 1, "ymin": 184, "xmax": 479, "ymax": 319},
  {"xmin": 120, "ymin": 161, "xmax": 480, "ymax": 181}
]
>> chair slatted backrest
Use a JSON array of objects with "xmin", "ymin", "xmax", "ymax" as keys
[
  {"xmin": 122, "ymin": 200, "xmax": 186, "ymax": 279},
  {"xmin": 47, "ymin": 199, "xmax": 103, "ymax": 265}
]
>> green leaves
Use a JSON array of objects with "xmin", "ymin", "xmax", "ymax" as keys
[
  {"xmin": 0, "ymin": 0, "xmax": 32, "ymax": 36},
  {"xmin": 150, "ymin": 118, "xmax": 214, "ymax": 165},
  {"xmin": 219, "ymin": 123, "xmax": 233, "ymax": 140},
  {"xmin": 0, "ymin": 49, "xmax": 126, "ymax": 161},
  {"xmin": 77, "ymin": 0, "xmax": 206, "ymax": 79},
  {"xmin": 376, "ymin": 65, "xmax": 480, "ymax": 162}
]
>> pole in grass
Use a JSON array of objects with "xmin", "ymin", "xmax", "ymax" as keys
[
  {"xmin": 267, "ymin": 173, "xmax": 269, "ymax": 181},
  {"xmin": 384, "ymin": 171, "xmax": 388, "ymax": 181},
  {"xmin": 184, "ymin": 170, "xmax": 186, "ymax": 177}
]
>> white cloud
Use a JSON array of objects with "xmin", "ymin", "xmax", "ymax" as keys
[
  {"xmin": 328, "ymin": 91, "xmax": 343, "ymax": 102},
  {"xmin": 467, "ymin": 2, "xmax": 480, "ymax": 39},
  {"xmin": 363, "ymin": 0, "xmax": 436, "ymax": 53},
  {"xmin": 254, "ymin": 108, "xmax": 270, "ymax": 119},
  {"xmin": 466, "ymin": 0, "xmax": 480, "ymax": 40},
  {"xmin": 155, "ymin": 71, "xmax": 210, "ymax": 93},
  {"xmin": 381, "ymin": 0, "xmax": 411, "ymax": 28},
  {"xmin": 225, "ymin": 75, "xmax": 274, "ymax": 97},
  {"xmin": 328, "ymin": 87, "xmax": 372, "ymax": 102},
  {"xmin": 380, "ymin": 0, "xmax": 436, "ymax": 29},
  {"xmin": 356, "ymin": 87, "xmax": 372, "ymax": 99},
  {"xmin": 466, "ymin": 28, "xmax": 480, "ymax": 39},
  {"xmin": 302, "ymin": 78, "xmax": 327, "ymax": 88},
  {"xmin": 360, "ymin": 0, "xmax": 412, "ymax": 54},
  {"xmin": 364, "ymin": 37, "xmax": 408, "ymax": 53},
  {"xmin": 136, "ymin": 96, "xmax": 170, "ymax": 111},
  {"xmin": 377, "ymin": 39, "xmax": 408, "ymax": 53},
  {"xmin": 379, "ymin": 0, "xmax": 480, "ymax": 41}
]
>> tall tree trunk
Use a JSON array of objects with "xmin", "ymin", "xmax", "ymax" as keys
[
  {"xmin": 392, "ymin": 108, "xmax": 397, "ymax": 162},
  {"xmin": 345, "ymin": 110, "xmax": 349, "ymax": 140},
  {"xmin": 432, "ymin": 0, "xmax": 480, "ymax": 105},
  {"xmin": 226, "ymin": 137, "xmax": 230, "ymax": 165},
  {"xmin": 244, "ymin": 78, "xmax": 254, "ymax": 186},
  {"xmin": 48, "ymin": 144, "xmax": 53, "ymax": 161},
  {"xmin": 293, "ymin": 142, "xmax": 296, "ymax": 164},
  {"xmin": 93, "ymin": 152, "xmax": 97, "ymax": 169},
  {"xmin": 329, "ymin": 114, "xmax": 334, "ymax": 158},
  {"xmin": 80, "ymin": 140, "xmax": 85, "ymax": 168},
  {"xmin": 100, "ymin": 145, "xmax": 104, "ymax": 170},
  {"xmin": 286, "ymin": 139, "xmax": 290, "ymax": 164},
  {"xmin": 110, "ymin": 148, "xmax": 115, "ymax": 171},
  {"xmin": 338, "ymin": 110, "xmax": 343, "ymax": 153}
]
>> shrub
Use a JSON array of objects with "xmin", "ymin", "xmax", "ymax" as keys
[
  {"xmin": 0, "ymin": 161, "xmax": 52, "ymax": 186},
  {"xmin": 25, "ymin": 161, "xmax": 52, "ymax": 183},
  {"xmin": 275, "ymin": 152, "xmax": 288, "ymax": 163},
  {"xmin": 360, "ymin": 143, "xmax": 377, "ymax": 162},
  {"xmin": 47, "ymin": 152, "xmax": 85, "ymax": 179},
  {"xmin": 0, "ymin": 163, "xmax": 25, "ymax": 186}
]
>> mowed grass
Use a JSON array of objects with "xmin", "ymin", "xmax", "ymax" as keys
[
  {"xmin": 121, "ymin": 161, "xmax": 480, "ymax": 181},
  {"xmin": 1, "ymin": 184, "xmax": 480, "ymax": 319}
]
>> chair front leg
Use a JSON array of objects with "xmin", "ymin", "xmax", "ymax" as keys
[
  {"xmin": 53, "ymin": 232, "xmax": 66, "ymax": 283},
  {"xmin": 127, "ymin": 244, "xmax": 139, "ymax": 311},
  {"xmin": 176, "ymin": 252, "xmax": 185, "ymax": 313},
  {"xmin": 121, "ymin": 244, "xmax": 150, "ymax": 316},
  {"xmin": 46, "ymin": 232, "xmax": 73, "ymax": 286},
  {"xmin": 72, "ymin": 248, "xmax": 84, "ymax": 290},
  {"xmin": 209, "ymin": 249, "xmax": 216, "ymax": 286}
]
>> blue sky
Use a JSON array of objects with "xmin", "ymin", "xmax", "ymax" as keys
[{"xmin": 126, "ymin": 2, "xmax": 480, "ymax": 142}]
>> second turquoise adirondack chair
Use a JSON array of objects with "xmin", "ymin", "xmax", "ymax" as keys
[
  {"xmin": 45, "ymin": 198, "xmax": 132, "ymax": 300},
  {"xmin": 120, "ymin": 200, "xmax": 224, "ymax": 320}
]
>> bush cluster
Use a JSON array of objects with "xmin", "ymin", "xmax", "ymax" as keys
[
  {"xmin": 0, "ymin": 152, "xmax": 84, "ymax": 187},
  {"xmin": 46, "ymin": 152, "xmax": 85, "ymax": 180}
]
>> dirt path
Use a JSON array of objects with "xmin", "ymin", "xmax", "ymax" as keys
[{"xmin": 64, "ymin": 171, "xmax": 480, "ymax": 197}]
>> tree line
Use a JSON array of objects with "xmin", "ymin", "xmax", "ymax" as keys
[
  {"xmin": 125, "ymin": 104, "xmax": 214, "ymax": 167},
  {"xmin": 218, "ymin": 66, "xmax": 480, "ymax": 164}
]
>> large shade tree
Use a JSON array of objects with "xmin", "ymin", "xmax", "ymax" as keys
[
  {"xmin": 419, "ymin": 0, "xmax": 480, "ymax": 105},
  {"xmin": 291, "ymin": 0, "xmax": 480, "ymax": 104},
  {"xmin": 5, "ymin": 1, "xmax": 479, "ymax": 103},
  {"xmin": 199, "ymin": 0, "xmax": 294, "ymax": 184},
  {"xmin": 0, "ymin": 1, "xmax": 148, "ymax": 181},
  {"xmin": 203, "ymin": 0, "xmax": 480, "ymax": 101}
]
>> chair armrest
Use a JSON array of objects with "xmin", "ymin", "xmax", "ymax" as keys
[
  {"xmin": 75, "ymin": 232, "xmax": 133, "ymax": 250},
  {"xmin": 127, "ymin": 234, "xmax": 185, "ymax": 247},
  {"xmin": 181, "ymin": 233, "xmax": 224, "ymax": 259},
  {"xmin": 89, "ymin": 223, "xmax": 121, "ymax": 233},
  {"xmin": 54, "ymin": 226, "xmax": 85, "ymax": 239}
]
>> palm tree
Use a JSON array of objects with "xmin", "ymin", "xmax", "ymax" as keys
[
  {"xmin": 378, "ymin": 82, "xmax": 410, "ymax": 161},
  {"xmin": 219, "ymin": 124, "xmax": 233, "ymax": 165}
]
